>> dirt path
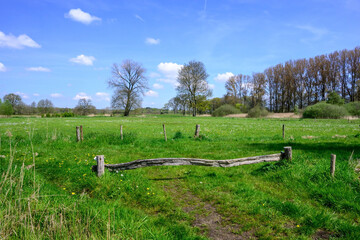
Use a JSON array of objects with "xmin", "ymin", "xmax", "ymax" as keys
[{"xmin": 162, "ymin": 180, "xmax": 254, "ymax": 240}]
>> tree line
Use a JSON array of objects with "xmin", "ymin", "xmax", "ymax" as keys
[
  {"xmin": 0, "ymin": 93, "xmax": 98, "ymax": 116},
  {"xmin": 164, "ymin": 46, "xmax": 360, "ymax": 115},
  {"xmin": 224, "ymin": 46, "xmax": 360, "ymax": 113}
]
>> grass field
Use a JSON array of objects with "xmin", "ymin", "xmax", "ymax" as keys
[{"xmin": 1, "ymin": 115, "xmax": 360, "ymax": 239}]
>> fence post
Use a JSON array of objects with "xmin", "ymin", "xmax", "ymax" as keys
[
  {"xmin": 194, "ymin": 124, "xmax": 200, "ymax": 138},
  {"xmin": 283, "ymin": 146, "xmax": 292, "ymax": 162},
  {"xmin": 76, "ymin": 126, "xmax": 80, "ymax": 142},
  {"xmin": 163, "ymin": 124, "xmax": 167, "ymax": 142},
  {"xmin": 120, "ymin": 125, "xmax": 123, "ymax": 140},
  {"xmin": 330, "ymin": 154, "xmax": 336, "ymax": 177},
  {"xmin": 96, "ymin": 155, "xmax": 105, "ymax": 177},
  {"xmin": 80, "ymin": 125, "xmax": 83, "ymax": 141},
  {"xmin": 282, "ymin": 124, "xmax": 285, "ymax": 139}
]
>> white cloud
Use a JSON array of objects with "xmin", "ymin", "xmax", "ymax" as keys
[
  {"xmin": 0, "ymin": 62, "xmax": 6, "ymax": 72},
  {"xmin": 0, "ymin": 31, "xmax": 41, "ymax": 49},
  {"xmin": 214, "ymin": 72, "xmax": 234, "ymax": 82},
  {"xmin": 33, "ymin": 93, "xmax": 40, "ymax": 97},
  {"xmin": 26, "ymin": 66, "xmax": 50, "ymax": 72},
  {"xmin": 145, "ymin": 90, "xmax": 158, "ymax": 97},
  {"xmin": 73, "ymin": 92, "xmax": 91, "ymax": 100},
  {"xmin": 15, "ymin": 92, "xmax": 29, "ymax": 99},
  {"xmin": 295, "ymin": 25, "xmax": 328, "ymax": 42},
  {"xmin": 208, "ymin": 83, "xmax": 215, "ymax": 89},
  {"xmin": 65, "ymin": 8, "xmax": 101, "ymax": 24},
  {"xmin": 153, "ymin": 83, "xmax": 164, "ymax": 89},
  {"xmin": 157, "ymin": 62, "xmax": 183, "ymax": 87},
  {"xmin": 135, "ymin": 14, "xmax": 144, "ymax": 22},
  {"xmin": 95, "ymin": 92, "xmax": 110, "ymax": 101},
  {"xmin": 69, "ymin": 54, "xmax": 95, "ymax": 66},
  {"xmin": 50, "ymin": 93, "xmax": 62, "ymax": 98},
  {"xmin": 145, "ymin": 37, "xmax": 160, "ymax": 45}
]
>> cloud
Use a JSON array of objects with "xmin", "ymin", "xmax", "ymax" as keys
[
  {"xmin": 0, "ymin": 62, "xmax": 6, "ymax": 72},
  {"xmin": 50, "ymin": 93, "xmax": 62, "ymax": 98},
  {"xmin": 295, "ymin": 25, "xmax": 328, "ymax": 42},
  {"xmin": 153, "ymin": 83, "xmax": 163, "ymax": 89},
  {"xmin": 208, "ymin": 83, "xmax": 215, "ymax": 89},
  {"xmin": 95, "ymin": 92, "xmax": 110, "ymax": 101},
  {"xmin": 214, "ymin": 72, "xmax": 234, "ymax": 82},
  {"xmin": 157, "ymin": 62, "xmax": 183, "ymax": 87},
  {"xmin": 0, "ymin": 31, "xmax": 41, "ymax": 49},
  {"xmin": 73, "ymin": 92, "xmax": 91, "ymax": 100},
  {"xmin": 33, "ymin": 93, "xmax": 40, "ymax": 97},
  {"xmin": 145, "ymin": 37, "xmax": 160, "ymax": 45},
  {"xmin": 69, "ymin": 54, "xmax": 95, "ymax": 66},
  {"xmin": 26, "ymin": 66, "xmax": 51, "ymax": 72},
  {"xmin": 135, "ymin": 14, "xmax": 144, "ymax": 22},
  {"xmin": 65, "ymin": 8, "xmax": 101, "ymax": 24},
  {"xmin": 15, "ymin": 91, "xmax": 29, "ymax": 99},
  {"xmin": 145, "ymin": 90, "xmax": 158, "ymax": 97}
]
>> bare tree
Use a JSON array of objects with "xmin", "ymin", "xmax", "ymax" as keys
[
  {"xmin": 176, "ymin": 61, "xmax": 212, "ymax": 116},
  {"xmin": 37, "ymin": 99, "xmax": 54, "ymax": 114},
  {"xmin": 74, "ymin": 99, "xmax": 96, "ymax": 115},
  {"xmin": 108, "ymin": 60, "xmax": 148, "ymax": 116}
]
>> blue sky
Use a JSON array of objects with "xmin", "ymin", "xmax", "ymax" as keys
[{"xmin": 1, "ymin": 0, "xmax": 360, "ymax": 109}]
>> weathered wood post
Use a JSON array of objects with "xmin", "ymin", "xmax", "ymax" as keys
[
  {"xmin": 76, "ymin": 126, "xmax": 80, "ymax": 142},
  {"xmin": 282, "ymin": 146, "xmax": 292, "ymax": 162},
  {"xmin": 80, "ymin": 125, "xmax": 83, "ymax": 141},
  {"xmin": 120, "ymin": 125, "xmax": 123, "ymax": 140},
  {"xmin": 194, "ymin": 124, "xmax": 200, "ymax": 138},
  {"xmin": 330, "ymin": 154, "xmax": 336, "ymax": 177},
  {"xmin": 282, "ymin": 124, "xmax": 285, "ymax": 139},
  {"xmin": 96, "ymin": 155, "xmax": 105, "ymax": 177},
  {"xmin": 163, "ymin": 124, "xmax": 167, "ymax": 142}
]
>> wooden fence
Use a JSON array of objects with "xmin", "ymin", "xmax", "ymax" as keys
[{"xmin": 93, "ymin": 147, "xmax": 292, "ymax": 177}]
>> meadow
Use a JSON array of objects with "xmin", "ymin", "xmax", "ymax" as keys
[{"xmin": 0, "ymin": 115, "xmax": 360, "ymax": 239}]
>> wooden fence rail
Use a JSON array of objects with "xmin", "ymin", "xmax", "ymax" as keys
[{"xmin": 93, "ymin": 147, "xmax": 292, "ymax": 176}]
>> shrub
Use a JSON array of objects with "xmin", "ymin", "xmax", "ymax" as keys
[
  {"xmin": 62, "ymin": 112, "xmax": 74, "ymax": 117},
  {"xmin": 212, "ymin": 104, "xmax": 241, "ymax": 117},
  {"xmin": 247, "ymin": 106, "xmax": 269, "ymax": 118},
  {"xmin": 326, "ymin": 91, "xmax": 344, "ymax": 105},
  {"xmin": 345, "ymin": 101, "xmax": 360, "ymax": 117},
  {"xmin": 303, "ymin": 102, "xmax": 348, "ymax": 119}
]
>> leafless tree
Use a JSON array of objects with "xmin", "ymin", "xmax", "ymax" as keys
[
  {"xmin": 108, "ymin": 60, "xmax": 148, "ymax": 116},
  {"xmin": 176, "ymin": 61, "xmax": 212, "ymax": 116}
]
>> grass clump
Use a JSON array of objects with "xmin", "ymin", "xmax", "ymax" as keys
[
  {"xmin": 303, "ymin": 102, "xmax": 348, "ymax": 119},
  {"xmin": 345, "ymin": 101, "xmax": 360, "ymax": 117},
  {"xmin": 211, "ymin": 104, "xmax": 241, "ymax": 117},
  {"xmin": 247, "ymin": 106, "xmax": 269, "ymax": 118}
]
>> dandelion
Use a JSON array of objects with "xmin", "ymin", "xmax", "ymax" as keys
[
  {"xmin": 120, "ymin": 180, "xmax": 123, "ymax": 182},
  {"xmin": 72, "ymin": 192, "xmax": 75, "ymax": 195},
  {"xmin": 146, "ymin": 187, "xmax": 149, "ymax": 190},
  {"xmin": 83, "ymin": 174, "xmax": 86, "ymax": 176},
  {"xmin": 296, "ymin": 225, "xmax": 300, "ymax": 228},
  {"xmin": 147, "ymin": 192, "xmax": 150, "ymax": 195},
  {"xmin": 63, "ymin": 188, "xmax": 66, "ymax": 190},
  {"xmin": 262, "ymin": 203, "xmax": 265, "ymax": 206}
]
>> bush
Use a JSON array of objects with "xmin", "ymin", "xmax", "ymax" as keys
[
  {"xmin": 345, "ymin": 102, "xmax": 360, "ymax": 117},
  {"xmin": 247, "ymin": 106, "xmax": 269, "ymax": 118},
  {"xmin": 212, "ymin": 104, "xmax": 241, "ymax": 117},
  {"xmin": 326, "ymin": 91, "xmax": 344, "ymax": 105},
  {"xmin": 303, "ymin": 102, "xmax": 348, "ymax": 119},
  {"xmin": 62, "ymin": 112, "xmax": 74, "ymax": 117}
]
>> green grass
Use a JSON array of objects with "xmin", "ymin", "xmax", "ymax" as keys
[{"xmin": 1, "ymin": 115, "xmax": 360, "ymax": 239}]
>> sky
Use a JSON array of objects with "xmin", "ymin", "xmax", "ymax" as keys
[{"xmin": 1, "ymin": 0, "xmax": 360, "ymax": 109}]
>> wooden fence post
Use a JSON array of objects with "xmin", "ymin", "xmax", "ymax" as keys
[
  {"xmin": 194, "ymin": 124, "xmax": 200, "ymax": 138},
  {"xmin": 283, "ymin": 146, "xmax": 292, "ymax": 162},
  {"xmin": 330, "ymin": 154, "xmax": 336, "ymax": 177},
  {"xmin": 96, "ymin": 155, "xmax": 105, "ymax": 177},
  {"xmin": 282, "ymin": 124, "xmax": 285, "ymax": 139},
  {"xmin": 80, "ymin": 125, "xmax": 83, "ymax": 141},
  {"xmin": 76, "ymin": 126, "xmax": 80, "ymax": 142},
  {"xmin": 120, "ymin": 125, "xmax": 123, "ymax": 140},
  {"xmin": 163, "ymin": 124, "xmax": 167, "ymax": 142}
]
